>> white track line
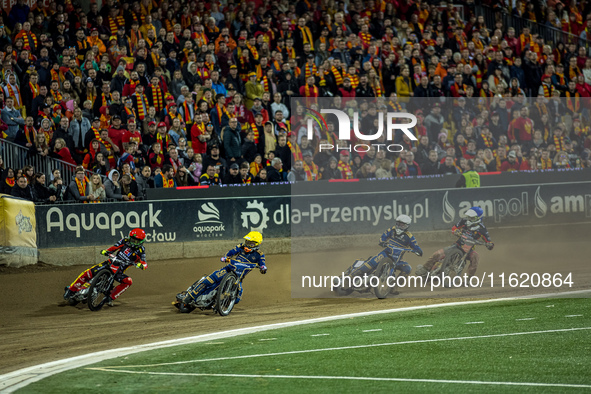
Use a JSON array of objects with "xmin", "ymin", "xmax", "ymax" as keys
[
  {"xmin": 516, "ymin": 318, "xmax": 536, "ymax": 321},
  {"xmin": 465, "ymin": 322, "xmax": 484, "ymax": 325},
  {"xmin": 101, "ymin": 327, "xmax": 591, "ymax": 368},
  {"xmin": 566, "ymin": 315, "xmax": 583, "ymax": 318},
  {"xmin": 310, "ymin": 334, "xmax": 330, "ymax": 337},
  {"xmin": 362, "ymin": 329, "xmax": 382, "ymax": 332},
  {"xmin": 2, "ymin": 288, "xmax": 590, "ymax": 393},
  {"xmin": 414, "ymin": 325, "xmax": 433, "ymax": 328},
  {"xmin": 259, "ymin": 338, "xmax": 277, "ymax": 341},
  {"xmin": 85, "ymin": 368, "xmax": 591, "ymax": 389}
]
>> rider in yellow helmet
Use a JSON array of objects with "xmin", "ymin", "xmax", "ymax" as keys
[{"xmin": 174, "ymin": 231, "xmax": 266, "ymax": 309}]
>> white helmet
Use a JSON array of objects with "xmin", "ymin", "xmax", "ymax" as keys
[
  {"xmin": 465, "ymin": 207, "xmax": 483, "ymax": 225},
  {"xmin": 395, "ymin": 214, "xmax": 412, "ymax": 235}
]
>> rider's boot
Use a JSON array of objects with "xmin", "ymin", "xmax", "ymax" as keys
[{"xmin": 63, "ymin": 287, "xmax": 74, "ymax": 300}]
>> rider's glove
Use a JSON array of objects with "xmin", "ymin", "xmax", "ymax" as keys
[
  {"xmin": 100, "ymin": 249, "xmax": 108, "ymax": 256},
  {"xmin": 453, "ymin": 229, "xmax": 462, "ymax": 237},
  {"xmin": 414, "ymin": 249, "xmax": 423, "ymax": 257},
  {"xmin": 220, "ymin": 256, "xmax": 227, "ymax": 262},
  {"xmin": 136, "ymin": 262, "xmax": 144, "ymax": 269},
  {"xmin": 378, "ymin": 241, "xmax": 386, "ymax": 248},
  {"xmin": 486, "ymin": 242, "xmax": 494, "ymax": 250},
  {"xmin": 260, "ymin": 265, "xmax": 267, "ymax": 274}
]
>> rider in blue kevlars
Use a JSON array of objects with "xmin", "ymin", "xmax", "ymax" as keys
[
  {"xmin": 416, "ymin": 206, "xmax": 494, "ymax": 278},
  {"xmin": 351, "ymin": 214, "xmax": 423, "ymax": 279},
  {"xmin": 178, "ymin": 231, "xmax": 267, "ymax": 306}
]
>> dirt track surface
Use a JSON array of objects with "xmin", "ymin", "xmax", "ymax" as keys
[{"xmin": 1, "ymin": 225, "xmax": 589, "ymax": 375}]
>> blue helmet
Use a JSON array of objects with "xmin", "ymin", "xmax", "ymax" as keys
[{"xmin": 465, "ymin": 206, "xmax": 483, "ymax": 224}]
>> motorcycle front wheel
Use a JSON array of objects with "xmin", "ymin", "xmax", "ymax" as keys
[
  {"xmin": 215, "ymin": 272, "xmax": 238, "ymax": 316},
  {"xmin": 87, "ymin": 270, "xmax": 113, "ymax": 312},
  {"xmin": 442, "ymin": 250, "xmax": 465, "ymax": 278},
  {"xmin": 374, "ymin": 260, "xmax": 394, "ymax": 299}
]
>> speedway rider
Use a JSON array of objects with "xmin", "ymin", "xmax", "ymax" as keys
[
  {"xmin": 416, "ymin": 207, "xmax": 494, "ymax": 279},
  {"xmin": 351, "ymin": 215, "xmax": 423, "ymax": 279},
  {"xmin": 63, "ymin": 228, "xmax": 147, "ymax": 305},
  {"xmin": 175, "ymin": 231, "xmax": 266, "ymax": 307}
]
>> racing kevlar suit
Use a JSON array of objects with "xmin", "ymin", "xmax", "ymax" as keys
[
  {"xmin": 421, "ymin": 218, "xmax": 492, "ymax": 277},
  {"xmin": 67, "ymin": 238, "xmax": 147, "ymax": 300},
  {"xmin": 187, "ymin": 244, "xmax": 266, "ymax": 304},
  {"xmin": 352, "ymin": 226, "xmax": 422, "ymax": 277}
]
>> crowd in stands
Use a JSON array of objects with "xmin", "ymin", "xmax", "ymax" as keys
[{"xmin": 0, "ymin": 0, "xmax": 590, "ymax": 203}]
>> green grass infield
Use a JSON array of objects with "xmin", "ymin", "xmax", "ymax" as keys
[{"xmin": 19, "ymin": 298, "xmax": 591, "ymax": 393}]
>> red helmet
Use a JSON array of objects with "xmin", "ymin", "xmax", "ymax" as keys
[{"xmin": 129, "ymin": 228, "xmax": 146, "ymax": 246}]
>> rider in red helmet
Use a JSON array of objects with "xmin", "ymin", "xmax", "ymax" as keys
[{"xmin": 64, "ymin": 228, "xmax": 147, "ymax": 305}]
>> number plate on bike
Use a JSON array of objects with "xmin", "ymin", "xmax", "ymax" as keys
[
  {"xmin": 461, "ymin": 244, "xmax": 472, "ymax": 253},
  {"xmin": 353, "ymin": 260, "xmax": 365, "ymax": 268}
]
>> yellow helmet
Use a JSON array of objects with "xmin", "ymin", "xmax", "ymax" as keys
[{"xmin": 243, "ymin": 231, "xmax": 263, "ymax": 251}]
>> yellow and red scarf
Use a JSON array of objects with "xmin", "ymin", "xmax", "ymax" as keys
[
  {"xmin": 29, "ymin": 82, "xmax": 39, "ymax": 99},
  {"xmin": 566, "ymin": 91, "xmax": 580, "ymax": 113},
  {"xmin": 303, "ymin": 161, "xmax": 319, "ymax": 181},
  {"xmin": 150, "ymin": 84, "xmax": 163, "ymax": 111},
  {"xmin": 101, "ymin": 93, "xmax": 112, "ymax": 108},
  {"xmin": 246, "ymin": 44, "xmax": 259, "ymax": 61},
  {"xmin": 542, "ymin": 84, "xmax": 554, "ymax": 98},
  {"xmin": 163, "ymin": 177, "xmax": 174, "ymax": 188},
  {"xmin": 304, "ymin": 84, "xmax": 318, "ymax": 97},
  {"xmin": 6, "ymin": 83, "xmax": 22, "ymax": 107},
  {"xmin": 24, "ymin": 125, "xmax": 37, "ymax": 144},
  {"xmin": 304, "ymin": 63, "xmax": 318, "ymax": 80},
  {"xmin": 181, "ymin": 101, "xmax": 194, "ymax": 124},
  {"xmin": 331, "ymin": 66, "xmax": 343, "ymax": 86},
  {"xmin": 108, "ymin": 15, "xmax": 125, "ymax": 35},
  {"xmin": 540, "ymin": 157, "xmax": 553, "ymax": 169},
  {"xmin": 337, "ymin": 161, "xmax": 353, "ymax": 179},
  {"xmin": 287, "ymin": 141, "xmax": 302, "ymax": 162},
  {"xmin": 18, "ymin": 30, "xmax": 38, "ymax": 51},
  {"xmin": 359, "ymin": 31, "xmax": 372, "ymax": 48},
  {"xmin": 347, "ymin": 73, "xmax": 360, "ymax": 89},
  {"xmin": 481, "ymin": 133, "xmax": 493, "ymax": 148},
  {"xmin": 553, "ymin": 135, "xmax": 566, "ymax": 152},
  {"xmin": 299, "ymin": 26, "xmax": 314, "ymax": 50},
  {"xmin": 135, "ymin": 93, "xmax": 147, "ymax": 120},
  {"xmin": 156, "ymin": 132, "xmax": 171, "ymax": 153},
  {"xmin": 250, "ymin": 122, "xmax": 261, "ymax": 144},
  {"xmin": 75, "ymin": 176, "xmax": 88, "ymax": 202},
  {"xmin": 51, "ymin": 88, "xmax": 63, "ymax": 103}
]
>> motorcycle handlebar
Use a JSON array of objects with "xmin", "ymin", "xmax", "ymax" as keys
[
  {"xmin": 380, "ymin": 242, "xmax": 415, "ymax": 252},
  {"xmin": 459, "ymin": 234, "xmax": 486, "ymax": 246}
]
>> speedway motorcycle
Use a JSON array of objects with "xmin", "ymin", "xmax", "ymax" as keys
[
  {"xmin": 64, "ymin": 255, "xmax": 130, "ymax": 312},
  {"xmin": 427, "ymin": 231, "xmax": 486, "ymax": 281},
  {"xmin": 174, "ymin": 259, "xmax": 262, "ymax": 316},
  {"xmin": 334, "ymin": 245, "xmax": 415, "ymax": 299}
]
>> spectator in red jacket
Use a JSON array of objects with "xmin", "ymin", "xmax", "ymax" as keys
[{"xmin": 500, "ymin": 150, "xmax": 521, "ymax": 172}]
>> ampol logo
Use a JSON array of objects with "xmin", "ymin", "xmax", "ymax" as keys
[
  {"xmin": 304, "ymin": 107, "xmax": 417, "ymax": 153},
  {"xmin": 193, "ymin": 203, "xmax": 226, "ymax": 238}
]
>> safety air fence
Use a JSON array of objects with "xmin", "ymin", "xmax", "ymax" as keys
[{"xmin": 34, "ymin": 169, "xmax": 591, "ymax": 249}]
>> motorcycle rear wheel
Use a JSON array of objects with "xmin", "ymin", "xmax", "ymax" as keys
[
  {"xmin": 67, "ymin": 298, "xmax": 79, "ymax": 306},
  {"xmin": 334, "ymin": 275, "xmax": 354, "ymax": 296},
  {"xmin": 88, "ymin": 270, "xmax": 113, "ymax": 312},
  {"xmin": 178, "ymin": 292, "xmax": 197, "ymax": 313},
  {"xmin": 215, "ymin": 272, "xmax": 238, "ymax": 316}
]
